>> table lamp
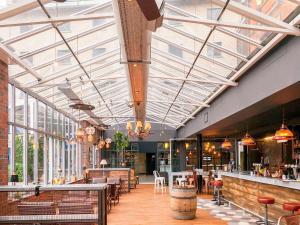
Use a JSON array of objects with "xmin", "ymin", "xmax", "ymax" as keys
[{"xmin": 100, "ymin": 159, "xmax": 108, "ymax": 177}]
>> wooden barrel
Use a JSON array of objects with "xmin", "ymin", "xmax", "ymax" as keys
[{"xmin": 170, "ymin": 186, "xmax": 197, "ymax": 220}]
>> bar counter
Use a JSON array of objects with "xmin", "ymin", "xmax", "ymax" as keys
[{"xmin": 219, "ymin": 171, "xmax": 300, "ymax": 221}]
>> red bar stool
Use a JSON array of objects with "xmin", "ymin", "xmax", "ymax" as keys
[
  {"xmin": 213, "ymin": 180, "xmax": 223, "ymax": 206},
  {"xmin": 257, "ymin": 197, "xmax": 275, "ymax": 225},
  {"xmin": 283, "ymin": 202, "xmax": 300, "ymax": 214}
]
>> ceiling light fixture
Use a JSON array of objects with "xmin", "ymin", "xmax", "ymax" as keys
[
  {"xmin": 221, "ymin": 138, "xmax": 232, "ymax": 150},
  {"xmin": 127, "ymin": 121, "xmax": 151, "ymax": 138},
  {"xmin": 241, "ymin": 132, "xmax": 256, "ymax": 146}
]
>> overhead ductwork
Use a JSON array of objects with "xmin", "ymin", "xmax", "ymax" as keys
[{"xmin": 112, "ymin": 0, "xmax": 164, "ymax": 123}]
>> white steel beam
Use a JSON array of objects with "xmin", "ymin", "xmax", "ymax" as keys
[
  {"xmin": 153, "ymin": 35, "xmax": 237, "ymax": 71},
  {"xmin": 11, "ymin": 35, "xmax": 119, "ymax": 78},
  {"xmin": 20, "ymin": 20, "xmax": 115, "ymax": 59},
  {"xmin": 162, "ymin": 23, "xmax": 248, "ymax": 61},
  {"xmin": 0, "ymin": 44, "xmax": 42, "ymax": 81},
  {"xmin": 150, "ymin": 75, "xmax": 237, "ymax": 86},
  {"xmin": 179, "ymin": 14, "xmax": 300, "ymax": 128},
  {"xmin": 164, "ymin": 15, "xmax": 300, "ymax": 35},
  {"xmin": 150, "ymin": 68, "xmax": 211, "ymax": 97},
  {"xmin": 213, "ymin": 0, "xmax": 300, "ymax": 32},
  {"xmin": 30, "ymin": 76, "xmax": 126, "ymax": 88},
  {"xmin": 165, "ymin": 3, "xmax": 263, "ymax": 48},
  {"xmin": 151, "ymin": 57, "xmax": 238, "ymax": 86},
  {"xmin": 26, "ymin": 49, "xmax": 120, "ymax": 88},
  {"xmin": 0, "ymin": 14, "xmax": 114, "ymax": 27},
  {"xmin": 2, "ymin": 1, "xmax": 112, "ymax": 45},
  {"xmin": 0, "ymin": 0, "xmax": 51, "ymax": 21},
  {"xmin": 152, "ymin": 47, "xmax": 237, "ymax": 85}
]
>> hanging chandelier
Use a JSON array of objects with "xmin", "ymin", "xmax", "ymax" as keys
[
  {"xmin": 76, "ymin": 127, "xmax": 85, "ymax": 142},
  {"xmin": 105, "ymin": 138, "xmax": 112, "ymax": 148},
  {"xmin": 97, "ymin": 138, "xmax": 112, "ymax": 150},
  {"xmin": 126, "ymin": 121, "xmax": 151, "ymax": 138},
  {"xmin": 98, "ymin": 138, "xmax": 106, "ymax": 149},
  {"xmin": 241, "ymin": 133, "xmax": 256, "ymax": 146},
  {"xmin": 85, "ymin": 125, "xmax": 96, "ymax": 143},
  {"xmin": 273, "ymin": 123, "xmax": 294, "ymax": 143},
  {"xmin": 221, "ymin": 138, "xmax": 232, "ymax": 150}
]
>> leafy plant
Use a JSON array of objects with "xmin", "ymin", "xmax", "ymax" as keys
[{"xmin": 113, "ymin": 131, "xmax": 129, "ymax": 151}]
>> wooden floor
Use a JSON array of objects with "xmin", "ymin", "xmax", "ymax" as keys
[{"xmin": 108, "ymin": 184, "xmax": 226, "ymax": 225}]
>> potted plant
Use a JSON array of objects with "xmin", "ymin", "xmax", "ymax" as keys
[{"xmin": 113, "ymin": 131, "xmax": 129, "ymax": 167}]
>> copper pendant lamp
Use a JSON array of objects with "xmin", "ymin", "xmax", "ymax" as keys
[
  {"xmin": 221, "ymin": 138, "xmax": 232, "ymax": 150},
  {"xmin": 273, "ymin": 123, "xmax": 294, "ymax": 142},
  {"xmin": 273, "ymin": 109, "xmax": 294, "ymax": 143},
  {"xmin": 241, "ymin": 133, "xmax": 256, "ymax": 146}
]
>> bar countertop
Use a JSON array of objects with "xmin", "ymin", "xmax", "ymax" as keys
[{"xmin": 219, "ymin": 171, "xmax": 300, "ymax": 190}]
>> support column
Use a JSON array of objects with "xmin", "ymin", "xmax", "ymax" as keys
[
  {"xmin": 196, "ymin": 134, "xmax": 203, "ymax": 193},
  {"xmin": 0, "ymin": 60, "xmax": 8, "ymax": 185}
]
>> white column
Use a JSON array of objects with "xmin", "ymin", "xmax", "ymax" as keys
[
  {"xmin": 43, "ymin": 106, "xmax": 48, "ymax": 185},
  {"xmin": 62, "ymin": 116, "xmax": 66, "ymax": 178},
  {"xmin": 49, "ymin": 137, "xmax": 53, "ymax": 182},
  {"xmin": 71, "ymin": 123, "xmax": 76, "ymax": 176},
  {"xmin": 23, "ymin": 93, "xmax": 28, "ymax": 185},
  {"xmin": 10, "ymin": 86, "xmax": 15, "ymax": 177},
  {"xmin": 92, "ymin": 146, "xmax": 95, "ymax": 169},
  {"xmin": 43, "ymin": 135, "xmax": 48, "ymax": 185},
  {"xmin": 67, "ymin": 118, "xmax": 71, "ymax": 181},
  {"xmin": 33, "ymin": 100, "xmax": 38, "ymax": 184}
]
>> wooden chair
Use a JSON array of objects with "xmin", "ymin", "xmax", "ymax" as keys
[{"xmin": 109, "ymin": 183, "xmax": 120, "ymax": 206}]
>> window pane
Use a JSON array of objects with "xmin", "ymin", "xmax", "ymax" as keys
[
  {"xmin": 15, "ymin": 88, "xmax": 25, "ymax": 125},
  {"xmin": 38, "ymin": 134, "xmax": 44, "ymax": 184},
  {"xmin": 8, "ymin": 84, "xmax": 13, "ymax": 122},
  {"xmin": 47, "ymin": 107, "xmax": 52, "ymax": 133},
  {"xmin": 28, "ymin": 130, "xmax": 35, "ymax": 183},
  {"xmin": 57, "ymin": 49, "xmax": 71, "ymax": 65},
  {"xmin": 27, "ymin": 95, "xmax": 37, "ymax": 128},
  {"xmin": 8, "ymin": 125, "xmax": 12, "ymax": 181},
  {"xmin": 15, "ymin": 127, "xmax": 25, "ymax": 183},
  {"xmin": 168, "ymin": 44, "xmax": 183, "ymax": 58},
  {"xmin": 207, "ymin": 7, "xmax": 222, "ymax": 20},
  {"xmin": 38, "ymin": 102, "xmax": 46, "ymax": 131},
  {"xmin": 53, "ymin": 110, "xmax": 58, "ymax": 135}
]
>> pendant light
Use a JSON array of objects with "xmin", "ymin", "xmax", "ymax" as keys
[
  {"xmin": 241, "ymin": 132, "xmax": 256, "ymax": 146},
  {"xmin": 221, "ymin": 138, "xmax": 232, "ymax": 150},
  {"xmin": 86, "ymin": 125, "xmax": 96, "ymax": 143},
  {"xmin": 273, "ymin": 109, "xmax": 294, "ymax": 142}
]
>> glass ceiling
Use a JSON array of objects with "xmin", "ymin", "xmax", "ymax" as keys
[{"xmin": 2, "ymin": 0, "xmax": 300, "ymax": 129}]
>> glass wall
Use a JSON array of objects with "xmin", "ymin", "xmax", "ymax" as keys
[{"xmin": 7, "ymin": 83, "xmax": 80, "ymax": 185}]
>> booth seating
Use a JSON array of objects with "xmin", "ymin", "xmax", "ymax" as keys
[{"xmin": 257, "ymin": 197, "xmax": 275, "ymax": 225}]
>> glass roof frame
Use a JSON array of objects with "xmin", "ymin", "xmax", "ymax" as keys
[{"xmin": 2, "ymin": 0, "xmax": 299, "ymax": 129}]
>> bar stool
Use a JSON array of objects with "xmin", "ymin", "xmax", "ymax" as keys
[
  {"xmin": 257, "ymin": 197, "xmax": 275, "ymax": 225},
  {"xmin": 282, "ymin": 202, "xmax": 300, "ymax": 214},
  {"xmin": 213, "ymin": 180, "xmax": 223, "ymax": 206}
]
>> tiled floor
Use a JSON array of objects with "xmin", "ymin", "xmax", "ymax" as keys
[{"xmin": 197, "ymin": 199, "xmax": 259, "ymax": 225}]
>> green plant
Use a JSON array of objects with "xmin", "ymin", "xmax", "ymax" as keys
[{"xmin": 113, "ymin": 131, "xmax": 129, "ymax": 151}]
